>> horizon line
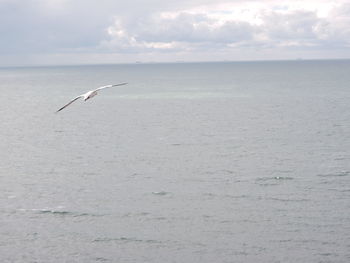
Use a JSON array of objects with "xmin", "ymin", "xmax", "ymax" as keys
[{"xmin": 1, "ymin": 57, "xmax": 350, "ymax": 69}]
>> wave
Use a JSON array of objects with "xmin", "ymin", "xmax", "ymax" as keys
[
  {"xmin": 17, "ymin": 208, "xmax": 104, "ymax": 217},
  {"xmin": 256, "ymin": 176, "xmax": 294, "ymax": 181},
  {"xmin": 266, "ymin": 197, "xmax": 310, "ymax": 202},
  {"xmin": 152, "ymin": 191, "xmax": 170, "ymax": 196},
  {"xmin": 93, "ymin": 237, "xmax": 161, "ymax": 244},
  {"xmin": 317, "ymin": 171, "xmax": 350, "ymax": 177}
]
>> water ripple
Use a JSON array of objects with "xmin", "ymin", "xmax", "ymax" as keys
[
  {"xmin": 93, "ymin": 237, "xmax": 161, "ymax": 244},
  {"xmin": 256, "ymin": 176, "xmax": 294, "ymax": 181},
  {"xmin": 266, "ymin": 197, "xmax": 310, "ymax": 202},
  {"xmin": 17, "ymin": 208, "xmax": 104, "ymax": 217},
  {"xmin": 255, "ymin": 176, "xmax": 294, "ymax": 186},
  {"xmin": 152, "ymin": 191, "xmax": 171, "ymax": 196},
  {"xmin": 317, "ymin": 171, "xmax": 350, "ymax": 177}
]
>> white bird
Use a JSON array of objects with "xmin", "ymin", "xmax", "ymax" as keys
[{"xmin": 56, "ymin": 83, "xmax": 127, "ymax": 113}]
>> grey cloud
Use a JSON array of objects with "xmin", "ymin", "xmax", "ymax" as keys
[
  {"xmin": 102, "ymin": 5, "xmax": 350, "ymax": 52},
  {"xmin": 0, "ymin": 0, "xmax": 229, "ymax": 54},
  {"xmin": 0, "ymin": 0, "xmax": 350, "ymax": 65},
  {"xmin": 135, "ymin": 13, "xmax": 255, "ymax": 43},
  {"xmin": 103, "ymin": 12, "xmax": 257, "ymax": 53},
  {"xmin": 259, "ymin": 7, "xmax": 350, "ymax": 48},
  {"xmin": 0, "ymin": 0, "xmax": 110, "ymax": 53},
  {"xmin": 319, "ymin": 3, "xmax": 350, "ymax": 46},
  {"xmin": 261, "ymin": 11, "xmax": 319, "ymax": 40}
]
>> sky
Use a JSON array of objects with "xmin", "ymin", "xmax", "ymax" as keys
[{"xmin": 1, "ymin": 0, "xmax": 350, "ymax": 66}]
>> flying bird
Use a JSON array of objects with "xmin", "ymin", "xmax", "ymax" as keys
[{"xmin": 56, "ymin": 83, "xmax": 128, "ymax": 113}]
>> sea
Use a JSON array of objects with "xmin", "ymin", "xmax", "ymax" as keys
[{"xmin": 0, "ymin": 60, "xmax": 349, "ymax": 262}]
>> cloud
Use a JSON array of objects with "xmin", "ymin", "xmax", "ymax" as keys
[
  {"xmin": 101, "ymin": 3, "xmax": 350, "ymax": 53},
  {"xmin": 0, "ymin": 0, "xmax": 110, "ymax": 54},
  {"xmin": 100, "ymin": 12, "xmax": 256, "ymax": 53},
  {"xmin": 0, "ymin": 0, "xmax": 350, "ymax": 65},
  {"xmin": 259, "ymin": 7, "xmax": 350, "ymax": 48}
]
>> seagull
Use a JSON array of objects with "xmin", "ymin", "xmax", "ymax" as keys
[{"xmin": 56, "ymin": 83, "xmax": 127, "ymax": 113}]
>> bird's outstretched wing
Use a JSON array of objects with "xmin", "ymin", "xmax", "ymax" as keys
[
  {"xmin": 56, "ymin": 95, "xmax": 83, "ymax": 113},
  {"xmin": 95, "ymin": 82, "xmax": 128, "ymax": 91}
]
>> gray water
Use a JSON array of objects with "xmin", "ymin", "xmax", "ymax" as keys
[{"xmin": 0, "ymin": 60, "xmax": 350, "ymax": 262}]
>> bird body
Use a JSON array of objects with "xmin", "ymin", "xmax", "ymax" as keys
[
  {"xmin": 56, "ymin": 83, "xmax": 127, "ymax": 112},
  {"xmin": 83, "ymin": 90, "xmax": 98, "ymax": 101}
]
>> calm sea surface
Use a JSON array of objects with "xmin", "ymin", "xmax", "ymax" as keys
[{"xmin": 0, "ymin": 60, "xmax": 350, "ymax": 262}]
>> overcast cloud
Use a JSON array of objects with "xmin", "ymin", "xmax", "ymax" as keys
[{"xmin": 1, "ymin": 0, "xmax": 350, "ymax": 66}]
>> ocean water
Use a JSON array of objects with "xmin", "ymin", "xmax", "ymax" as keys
[{"xmin": 0, "ymin": 60, "xmax": 350, "ymax": 262}]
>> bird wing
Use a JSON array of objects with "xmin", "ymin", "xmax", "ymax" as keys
[
  {"xmin": 95, "ymin": 82, "xmax": 128, "ymax": 91},
  {"xmin": 56, "ymin": 95, "xmax": 83, "ymax": 113}
]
